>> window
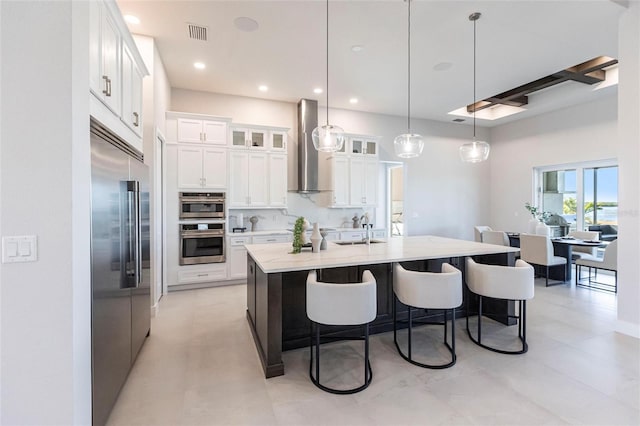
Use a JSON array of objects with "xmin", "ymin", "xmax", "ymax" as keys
[
  {"xmin": 583, "ymin": 166, "xmax": 618, "ymax": 227},
  {"xmin": 536, "ymin": 160, "xmax": 617, "ymax": 233}
]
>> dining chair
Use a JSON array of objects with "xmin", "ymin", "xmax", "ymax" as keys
[
  {"xmin": 519, "ymin": 234, "xmax": 567, "ymax": 286},
  {"xmin": 567, "ymin": 230, "xmax": 600, "ymax": 261},
  {"xmin": 575, "ymin": 240, "xmax": 617, "ymax": 292},
  {"xmin": 481, "ymin": 230, "xmax": 510, "ymax": 246},
  {"xmin": 474, "ymin": 226, "xmax": 492, "ymax": 243}
]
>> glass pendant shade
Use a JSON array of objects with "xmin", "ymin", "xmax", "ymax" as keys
[
  {"xmin": 312, "ymin": 124, "xmax": 345, "ymax": 152},
  {"xmin": 394, "ymin": 133, "xmax": 424, "ymax": 158},
  {"xmin": 459, "ymin": 139, "xmax": 490, "ymax": 163}
]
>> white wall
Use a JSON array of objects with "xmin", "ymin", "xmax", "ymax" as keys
[
  {"xmin": 489, "ymin": 95, "xmax": 618, "ymax": 232},
  {"xmin": 1, "ymin": 1, "xmax": 92, "ymax": 424},
  {"xmin": 616, "ymin": 2, "xmax": 640, "ymax": 338},
  {"xmin": 171, "ymin": 89, "xmax": 491, "ymax": 239},
  {"xmin": 134, "ymin": 34, "xmax": 172, "ymax": 309}
]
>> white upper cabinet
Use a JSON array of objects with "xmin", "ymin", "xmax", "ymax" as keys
[
  {"xmin": 178, "ymin": 118, "xmax": 227, "ymax": 145},
  {"xmin": 270, "ymin": 130, "xmax": 288, "ymax": 151},
  {"xmin": 177, "ymin": 146, "xmax": 227, "ymax": 189},
  {"xmin": 121, "ymin": 43, "xmax": 143, "ymax": 136},
  {"xmin": 89, "ymin": 0, "xmax": 148, "ymax": 153},
  {"xmin": 230, "ymin": 127, "xmax": 267, "ymax": 150},
  {"xmin": 319, "ymin": 134, "xmax": 380, "ymax": 208},
  {"xmin": 229, "ymin": 151, "xmax": 268, "ymax": 207},
  {"xmin": 90, "ymin": 0, "xmax": 121, "ymax": 116},
  {"xmin": 268, "ymin": 154, "xmax": 288, "ymax": 207}
]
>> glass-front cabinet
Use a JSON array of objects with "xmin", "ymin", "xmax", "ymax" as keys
[{"xmin": 230, "ymin": 127, "xmax": 267, "ymax": 149}]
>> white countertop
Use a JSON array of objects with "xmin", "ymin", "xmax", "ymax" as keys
[
  {"xmin": 227, "ymin": 230, "xmax": 291, "ymax": 237},
  {"xmin": 245, "ymin": 235, "xmax": 519, "ymax": 273}
]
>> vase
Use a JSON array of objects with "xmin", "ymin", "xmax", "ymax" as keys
[
  {"xmin": 320, "ymin": 229, "xmax": 328, "ymax": 250},
  {"xmin": 301, "ymin": 219, "xmax": 310, "ymax": 244},
  {"xmin": 527, "ymin": 218, "xmax": 539, "ymax": 234},
  {"xmin": 311, "ymin": 223, "xmax": 322, "ymax": 253},
  {"xmin": 535, "ymin": 222, "xmax": 550, "ymax": 236}
]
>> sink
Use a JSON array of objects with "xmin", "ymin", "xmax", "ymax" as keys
[{"xmin": 334, "ymin": 240, "xmax": 385, "ymax": 245}]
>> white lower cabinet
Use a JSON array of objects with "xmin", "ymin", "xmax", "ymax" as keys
[
  {"xmin": 228, "ymin": 233, "xmax": 291, "ymax": 280},
  {"xmin": 340, "ymin": 230, "xmax": 366, "ymax": 241},
  {"xmin": 177, "ymin": 264, "xmax": 227, "ymax": 284},
  {"xmin": 228, "ymin": 235, "xmax": 251, "ymax": 280}
]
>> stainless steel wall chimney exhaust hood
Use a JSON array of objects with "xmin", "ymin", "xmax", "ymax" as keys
[{"xmin": 297, "ymin": 99, "xmax": 319, "ymax": 193}]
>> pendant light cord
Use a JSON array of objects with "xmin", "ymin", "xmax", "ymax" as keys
[
  {"xmin": 407, "ymin": 0, "xmax": 411, "ymax": 132},
  {"xmin": 473, "ymin": 15, "xmax": 477, "ymax": 139},
  {"xmin": 326, "ymin": 0, "xmax": 330, "ymax": 127}
]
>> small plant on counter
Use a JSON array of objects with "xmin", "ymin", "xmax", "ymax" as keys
[
  {"xmin": 525, "ymin": 202, "xmax": 552, "ymax": 223},
  {"xmin": 291, "ymin": 217, "xmax": 305, "ymax": 254}
]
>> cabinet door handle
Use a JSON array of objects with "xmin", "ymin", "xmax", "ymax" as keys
[
  {"xmin": 266, "ymin": 239, "xmax": 276, "ymax": 242},
  {"xmin": 197, "ymin": 273, "xmax": 208, "ymax": 277},
  {"xmin": 133, "ymin": 112, "xmax": 139, "ymax": 127},
  {"xmin": 203, "ymin": 133, "xmax": 207, "ymax": 141},
  {"xmin": 203, "ymin": 178, "xmax": 207, "ymax": 186},
  {"xmin": 102, "ymin": 75, "xmax": 112, "ymax": 97}
]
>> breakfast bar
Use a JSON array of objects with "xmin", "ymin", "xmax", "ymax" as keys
[{"xmin": 245, "ymin": 235, "xmax": 519, "ymax": 378}]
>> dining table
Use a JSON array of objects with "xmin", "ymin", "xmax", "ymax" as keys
[{"xmin": 507, "ymin": 233, "xmax": 607, "ymax": 282}]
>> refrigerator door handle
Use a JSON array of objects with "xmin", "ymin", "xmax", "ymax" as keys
[{"xmin": 127, "ymin": 180, "xmax": 141, "ymax": 288}]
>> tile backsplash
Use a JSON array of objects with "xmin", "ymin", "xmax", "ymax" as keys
[{"xmin": 229, "ymin": 192, "xmax": 375, "ymax": 232}]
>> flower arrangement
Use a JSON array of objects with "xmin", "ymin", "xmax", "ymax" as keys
[
  {"xmin": 525, "ymin": 202, "xmax": 551, "ymax": 223},
  {"xmin": 291, "ymin": 217, "xmax": 305, "ymax": 254}
]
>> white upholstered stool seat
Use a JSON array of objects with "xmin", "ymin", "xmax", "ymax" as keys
[
  {"xmin": 306, "ymin": 270, "xmax": 377, "ymax": 394},
  {"xmin": 465, "ymin": 258, "xmax": 535, "ymax": 354},
  {"xmin": 393, "ymin": 263, "xmax": 463, "ymax": 369}
]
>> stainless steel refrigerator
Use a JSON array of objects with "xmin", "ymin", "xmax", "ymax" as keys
[{"xmin": 90, "ymin": 119, "xmax": 150, "ymax": 426}]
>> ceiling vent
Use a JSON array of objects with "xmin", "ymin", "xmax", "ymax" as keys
[{"xmin": 187, "ymin": 23, "xmax": 208, "ymax": 41}]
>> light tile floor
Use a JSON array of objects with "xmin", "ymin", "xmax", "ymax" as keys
[{"xmin": 107, "ymin": 274, "xmax": 639, "ymax": 426}]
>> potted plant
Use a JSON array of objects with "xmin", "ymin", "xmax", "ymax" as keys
[
  {"xmin": 524, "ymin": 203, "xmax": 551, "ymax": 235},
  {"xmin": 291, "ymin": 217, "xmax": 305, "ymax": 254}
]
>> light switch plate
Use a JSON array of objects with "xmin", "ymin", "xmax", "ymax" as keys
[{"xmin": 2, "ymin": 235, "xmax": 38, "ymax": 263}]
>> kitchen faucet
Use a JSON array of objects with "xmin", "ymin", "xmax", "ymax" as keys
[{"xmin": 361, "ymin": 213, "xmax": 371, "ymax": 245}]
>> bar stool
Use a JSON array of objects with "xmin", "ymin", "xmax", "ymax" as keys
[
  {"xmin": 393, "ymin": 263, "xmax": 463, "ymax": 369},
  {"xmin": 306, "ymin": 270, "xmax": 377, "ymax": 394},
  {"xmin": 465, "ymin": 258, "xmax": 535, "ymax": 354}
]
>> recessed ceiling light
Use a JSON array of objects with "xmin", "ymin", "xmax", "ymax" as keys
[
  {"xmin": 234, "ymin": 17, "xmax": 259, "ymax": 32},
  {"xmin": 193, "ymin": 62, "xmax": 206, "ymax": 70},
  {"xmin": 313, "ymin": 88, "xmax": 323, "ymax": 94},
  {"xmin": 349, "ymin": 98, "xmax": 358, "ymax": 104},
  {"xmin": 351, "ymin": 45, "xmax": 364, "ymax": 53},
  {"xmin": 124, "ymin": 15, "xmax": 140, "ymax": 25},
  {"xmin": 258, "ymin": 85, "xmax": 268, "ymax": 92},
  {"xmin": 433, "ymin": 62, "xmax": 453, "ymax": 71}
]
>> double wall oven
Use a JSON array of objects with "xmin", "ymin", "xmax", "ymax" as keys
[{"xmin": 179, "ymin": 192, "xmax": 226, "ymax": 265}]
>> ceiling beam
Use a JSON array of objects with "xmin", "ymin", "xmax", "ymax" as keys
[{"xmin": 467, "ymin": 56, "xmax": 618, "ymax": 113}]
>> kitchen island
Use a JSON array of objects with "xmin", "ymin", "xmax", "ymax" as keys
[{"xmin": 245, "ymin": 235, "xmax": 519, "ymax": 378}]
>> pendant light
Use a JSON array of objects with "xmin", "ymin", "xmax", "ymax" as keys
[
  {"xmin": 394, "ymin": 0, "xmax": 424, "ymax": 159},
  {"xmin": 459, "ymin": 12, "xmax": 490, "ymax": 163},
  {"xmin": 312, "ymin": 0, "xmax": 345, "ymax": 152}
]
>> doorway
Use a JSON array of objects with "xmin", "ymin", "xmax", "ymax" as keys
[
  {"xmin": 380, "ymin": 162, "xmax": 404, "ymax": 238},
  {"xmin": 154, "ymin": 130, "xmax": 167, "ymax": 305}
]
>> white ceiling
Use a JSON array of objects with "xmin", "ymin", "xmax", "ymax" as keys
[{"xmin": 117, "ymin": 0, "xmax": 623, "ymax": 127}]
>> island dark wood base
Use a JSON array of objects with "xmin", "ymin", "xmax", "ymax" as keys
[{"xmin": 246, "ymin": 253, "xmax": 516, "ymax": 378}]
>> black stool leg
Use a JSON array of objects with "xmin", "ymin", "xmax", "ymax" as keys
[
  {"xmin": 478, "ymin": 296, "xmax": 483, "ymax": 345},
  {"xmin": 364, "ymin": 323, "xmax": 370, "ymax": 383},
  {"xmin": 407, "ymin": 304, "xmax": 412, "ymax": 359}
]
